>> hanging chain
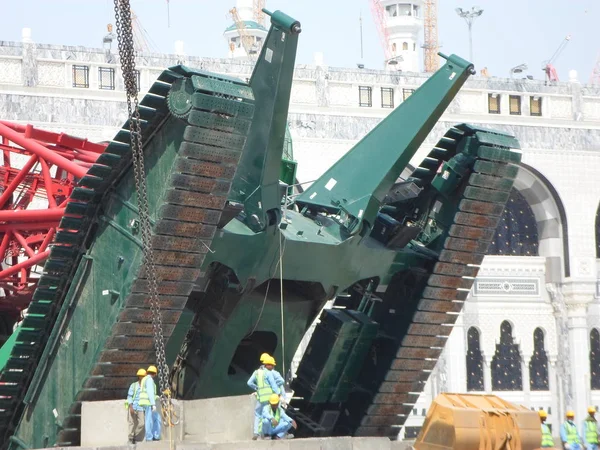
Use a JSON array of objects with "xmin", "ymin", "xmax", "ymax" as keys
[{"xmin": 113, "ymin": 0, "xmax": 170, "ymax": 405}]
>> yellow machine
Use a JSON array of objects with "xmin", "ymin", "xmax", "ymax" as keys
[{"xmin": 414, "ymin": 393, "xmax": 546, "ymax": 450}]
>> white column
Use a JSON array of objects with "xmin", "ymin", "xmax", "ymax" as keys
[
  {"xmin": 549, "ymin": 357, "xmax": 559, "ymax": 432},
  {"xmin": 522, "ymin": 355, "xmax": 531, "ymax": 406},
  {"xmin": 445, "ymin": 317, "xmax": 467, "ymax": 393},
  {"xmin": 567, "ymin": 303, "xmax": 591, "ymax": 418},
  {"xmin": 484, "ymin": 356, "xmax": 493, "ymax": 392}
]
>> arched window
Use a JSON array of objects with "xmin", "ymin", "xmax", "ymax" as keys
[
  {"xmin": 466, "ymin": 327, "xmax": 484, "ymax": 391},
  {"xmin": 591, "ymin": 329, "xmax": 600, "ymax": 389},
  {"xmin": 491, "ymin": 321, "xmax": 523, "ymax": 391},
  {"xmin": 529, "ymin": 328, "xmax": 549, "ymax": 390},
  {"xmin": 391, "ymin": 43, "xmax": 397, "ymax": 55},
  {"xmin": 402, "ymin": 42, "xmax": 408, "ymax": 51},
  {"xmin": 489, "ymin": 188, "xmax": 539, "ymax": 256}
]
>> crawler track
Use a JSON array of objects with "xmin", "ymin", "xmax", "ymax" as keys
[
  {"xmin": 356, "ymin": 124, "xmax": 521, "ymax": 437},
  {"xmin": 0, "ymin": 66, "xmax": 255, "ymax": 447}
]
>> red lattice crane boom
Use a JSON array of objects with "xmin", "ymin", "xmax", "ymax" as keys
[{"xmin": 370, "ymin": 0, "xmax": 392, "ymax": 61}]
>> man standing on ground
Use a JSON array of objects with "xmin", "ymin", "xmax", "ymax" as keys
[
  {"xmin": 260, "ymin": 394, "xmax": 297, "ymax": 440},
  {"xmin": 138, "ymin": 365, "xmax": 160, "ymax": 442},
  {"xmin": 260, "ymin": 353, "xmax": 285, "ymax": 391},
  {"xmin": 561, "ymin": 410, "xmax": 582, "ymax": 450},
  {"xmin": 582, "ymin": 406, "xmax": 599, "ymax": 450},
  {"xmin": 248, "ymin": 355, "xmax": 280, "ymax": 440},
  {"xmin": 146, "ymin": 365, "xmax": 162, "ymax": 441},
  {"xmin": 125, "ymin": 368, "xmax": 146, "ymax": 444}
]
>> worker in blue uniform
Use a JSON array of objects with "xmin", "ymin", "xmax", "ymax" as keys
[
  {"xmin": 260, "ymin": 353, "xmax": 285, "ymax": 391},
  {"xmin": 141, "ymin": 365, "xmax": 161, "ymax": 441},
  {"xmin": 248, "ymin": 355, "xmax": 281, "ymax": 440},
  {"xmin": 260, "ymin": 394, "xmax": 297, "ymax": 440},
  {"xmin": 560, "ymin": 410, "xmax": 582, "ymax": 450},
  {"xmin": 125, "ymin": 368, "xmax": 146, "ymax": 444},
  {"xmin": 582, "ymin": 406, "xmax": 599, "ymax": 450}
]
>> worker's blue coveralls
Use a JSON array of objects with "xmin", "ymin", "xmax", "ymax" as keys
[
  {"xmin": 247, "ymin": 368, "xmax": 280, "ymax": 435},
  {"xmin": 582, "ymin": 418, "xmax": 599, "ymax": 450},
  {"xmin": 260, "ymin": 403, "xmax": 293, "ymax": 439},
  {"xmin": 143, "ymin": 376, "xmax": 161, "ymax": 441},
  {"xmin": 560, "ymin": 420, "xmax": 582, "ymax": 450},
  {"xmin": 150, "ymin": 382, "xmax": 162, "ymax": 441}
]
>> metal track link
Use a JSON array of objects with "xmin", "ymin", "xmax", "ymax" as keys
[
  {"xmin": 0, "ymin": 66, "xmax": 255, "ymax": 447},
  {"xmin": 355, "ymin": 124, "xmax": 521, "ymax": 438}
]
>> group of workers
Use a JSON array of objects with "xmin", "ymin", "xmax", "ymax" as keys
[
  {"xmin": 247, "ymin": 352, "xmax": 297, "ymax": 440},
  {"xmin": 124, "ymin": 365, "xmax": 162, "ymax": 444},
  {"xmin": 540, "ymin": 407, "xmax": 600, "ymax": 449}
]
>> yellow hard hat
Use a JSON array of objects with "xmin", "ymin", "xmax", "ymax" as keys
[
  {"xmin": 137, "ymin": 368, "xmax": 146, "ymax": 377},
  {"xmin": 269, "ymin": 394, "xmax": 280, "ymax": 405},
  {"xmin": 264, "ymin": 356, "xmax": 276, "ymax": 366},
  {"xmin": 589, "ymin": 406, "xmax": 597, "ymax": 414},
  {"xmin": 147, "ymin": 365, "xmax": 158, "ymax": 374},
  {"xmin": 260, "ymin": 353, "xmax": 271, "ymax": 363},
  {"xmin": 538, "ymin": 410, "xmax": 547, "ymax": 418},
  {"xmin": 566, "ymin": 410, "xmax": 575, "ymax": 417}
]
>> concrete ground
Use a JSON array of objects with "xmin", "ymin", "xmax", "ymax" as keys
[{"xmin": 45, "ymin": 439, "xmax": 414, "ymax": 450}]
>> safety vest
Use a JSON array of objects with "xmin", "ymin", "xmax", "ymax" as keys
[
  {"xmin": 585, "ymin": 419, "xmax": 599, "ymax": 444},
  {"xmin": 125, "ymin": 381, "xmax": 140, "ymax": 409},
  {"xmin": 564, "ymin": 421, "xmax": 581, "ymax": 444},
  {"xmin": 258, "ymin": 406, "xmax": 281, "ymax": 434},
  {"xmin": 138, "ymin": 376, "xmax": 153, "ymax": 407},
  {"xmin": 541, "ymin": 423, "xmax": 554, "ymax": 447},
  {"xmin": 256, "ymin": 369, "xmax": 274, "ymax": 403}
]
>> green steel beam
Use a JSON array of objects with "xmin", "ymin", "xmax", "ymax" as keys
[{"xmin": 296, "ymin": 53, "xmax": 475, "ymax": 230}]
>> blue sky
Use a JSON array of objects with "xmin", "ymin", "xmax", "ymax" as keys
[{"xmin": 3, "ymin": 0, "xmax": 597, "ymax": 83}]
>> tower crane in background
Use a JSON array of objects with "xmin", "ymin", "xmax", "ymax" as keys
[
  {"xmin": 229, "ymin": 7, "xmax": 257, "ymax": 60},
  {"xmin": 131, "ymin": 9, "xmax": 159, "ymax": 53},
  {"xmin": 369, "ymin": 0, "xmax": 392, "ymax": 62},
  {"xmin": 253, "ymin": 0, "xmax": 266, "ymax": 27},
  {"xmin": 542, "ymin": 34, "xmax": 571, "ymax": 83},
  {"xmin": 423, "ymin": 0, "xmax": 439, "ymax": 72}
]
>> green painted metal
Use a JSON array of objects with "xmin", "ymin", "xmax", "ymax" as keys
[
  {"xmin": 0, "ymin": 326, "xmax": 19, "ymax": 373},
  {"xmin": 296, "ymin": 54, "xmax": 474, "ymax": 230},
  {"xmin": 0, "ymin": 8, "xmax": 526, "ymax": 446},
  {"xmin": 230, "ymin": 9, "xmax": 301, "ymax": 232}
]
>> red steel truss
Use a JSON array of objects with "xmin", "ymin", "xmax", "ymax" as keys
[{"xmin": 0, "ymin": 121, "xmax": 106, "ymax": 317}]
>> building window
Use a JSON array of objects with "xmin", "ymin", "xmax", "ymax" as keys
[
  {"xmin": 403, "ymin": 88, "xmax": 415, "ymax": 101},
  {"xmin": 98, "ymin": 67, "xmax": 115, "ymax": 90},
  {"xmin": 591, "ymin": 329, "xmax": 600, "ymax": 389},
  {"xmin": 413, "ymin": 43, "xmax": 416, "ymax": 51},
  {"xmin": 466, "ymin": 327, "xmax": 484, "ymax": 391},
  {"xmin": 529, "ymin": 328, "xmax": 549, "ymax": 391},
  {"xmin": 398, "ymin": 4, "xmax": 411, "ymax": 15},
  {"xmin": 509, "ymin": 95, "xmax": 522, "ymax": 115},
  {"xmin": 359, "ymin": 86, "xmax": 372, "ymax": 107},
  {"xmin": 488, "ymin": 93, "xmax": 500, "ymax": 114},
  {"xmin": 386, "ymin": 4, "xmax": 397, "ymax": 16},
  {"xmin": 402, "ymin": 42, "xmax": 408, "ymax": 51},
  {"xmin": 489, "ymin": 188, "xmax": 539, "ymax": 256},
  {"xmin": 413, "ymin": 4, "xmax": 420, "ymax": 17},
  {"xmin": 72, "ymin": 65, "xmax": 90, "ymax": 88},
  {"xmin": 381, "ymin": 87, "xmax": 394, "ymax": 109},
  {"xmin": 530, "ymin": 96, "xmax": 542, "ymax": 116},
  {"xmin": 491, "ymin": 321, "xmax": 523, "ymax": 391},
  {"xmin": 391, "ymin": 43, "xmax": 397, "ymax": 54}
]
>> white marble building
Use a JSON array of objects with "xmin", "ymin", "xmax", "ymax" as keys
[{"xmin": 1, "ymin": 22, "xmax": 600, "ymax": 439}]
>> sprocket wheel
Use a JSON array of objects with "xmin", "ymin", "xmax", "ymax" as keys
[{"xmin": 167, "ymin": 77, "xmax": 195, "ymax": 119}]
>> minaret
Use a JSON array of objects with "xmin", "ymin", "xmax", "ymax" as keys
[
  {"xmin": 223, "ymin": 0, "xmax": 268, "ymax": 59},
  {"xmin": 380, "ymin": 0, "xmax": 423, "ymax": 72}
]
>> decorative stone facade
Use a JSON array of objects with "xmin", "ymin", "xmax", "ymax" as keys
[{"xmin": 1, "ymin": 37, "xmax": 600, "ymax": 440}]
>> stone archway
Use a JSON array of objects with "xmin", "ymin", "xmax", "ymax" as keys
[{"xmin": 512, "ymin": 163, "xmax": 570, "ymax": 281}]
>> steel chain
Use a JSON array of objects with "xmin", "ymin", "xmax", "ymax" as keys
[{"xmin": 113, "ymin": 0, "xmax": 170, "ymax": 409}]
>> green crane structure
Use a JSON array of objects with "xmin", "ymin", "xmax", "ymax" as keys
[{"xmin": 0, "ymin": 8, "xmax": 521, "ymax": 447}]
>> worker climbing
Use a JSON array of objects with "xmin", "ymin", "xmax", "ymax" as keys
[
  {"xmin": 561, "ymin": 410, "xmax": 582, "ymax": 450},
  {"xmin": 248, "ymin": 355, "xmax": 281, "ymax": 440},
  {"xmin": 582, "ymin": 406, "xmax": 599, "ymax": 450},
  {"xmin": 260, "ymin": 394, "xmax": 297, "ymax": 440},
  {"xmin": 125, "ymin": 368, "xmax": 146, "ymax": 444}
]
